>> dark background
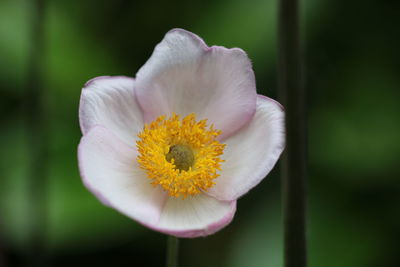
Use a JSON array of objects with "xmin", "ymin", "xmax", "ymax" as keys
[{"xmin": 1, "ymin": 0, "xmax": 399, "ymax": 266}]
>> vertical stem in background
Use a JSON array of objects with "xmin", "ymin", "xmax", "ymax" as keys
[
  {"xmin": 278, "ymin": 0, "xmax": 307, "ymax": 267},
  {"xmin": 25, "ymin": 0, "xmax": 48, "ymax": 266},
  {"xmin": 0, "ymin": 231, "xmax": 5, "ymax": 267},
  {"xmin": 166, "ymin": 236, "xmax": 179, "ymax": 267}
]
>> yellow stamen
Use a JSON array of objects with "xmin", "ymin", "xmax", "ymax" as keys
[{"xmin": 136, "ymin": 113, "xmax": 225, "ymax": 198}]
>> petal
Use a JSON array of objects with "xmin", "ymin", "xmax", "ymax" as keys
[
  {"xmin": 135, "ymin": 28, "xmax": 257, "ymax": 139},
  {"xmin": 78, "ymin": 126, "xmax": 167, "ymax": 226},
  {"xmin": 149, "ymin": 194, "xmax": 236, "ymax": 238},
  {"xmin": 79, "ymin": 76, "xmax": 144, "ymax": 146},
  {"xmin": 207, "ymin": 95, "xmax": 285, "ymax": 201}
]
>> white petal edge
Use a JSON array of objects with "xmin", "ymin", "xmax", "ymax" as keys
[
  {"xmin": 206, "ymin": 95, "xmax": 285, "ymax": 201},
  {"xmin": 135, "ymin": 28, "xmax": 257, "ymax": 140},
  {"xmin": 79, "ymin": 76, "xmax": 144, "ymax": 146},
  {"xmin": 146, "ymin": 194, "xmax": 236, "ymax": 238},
  {"xmin": 78, "ymin": 126, "xmax": 167, "ymax": 226}
]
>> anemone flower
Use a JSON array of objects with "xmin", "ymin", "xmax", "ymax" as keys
[{"xmin": 78, "ymin": 29, "xmax": 285, "ymax": 238}]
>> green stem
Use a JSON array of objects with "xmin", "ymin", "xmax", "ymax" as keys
[
  {"xmin": 25, "ymin": 0, "xmax": 48, "ymax": 266},
  {"xmin": 166, "ymin": 236, "xmax": 179, "ymax": 267},
  {"xmin": 0, "ymin": 234, "xmax": 5, "ymax": 267},
  {"xmin": 278, "ymin": 0, "xmax": 307, "ymax": 267}
]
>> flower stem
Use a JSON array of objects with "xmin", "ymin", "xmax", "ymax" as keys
[
  {"xmin": 0, "ymin": 234, "xmax": 5, "ymax": 267},
  {"xmin": 25, "ymin": 0, "xmax": 48, "ymax": 266},
  {"xmin": 278, "ymin": 0, "xmax": 307, "ymax": 267},
  {"xmin": 166, "ymin": 236, "xmax": 179, "ymax": 267}
]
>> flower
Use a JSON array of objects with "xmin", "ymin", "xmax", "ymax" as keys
[{"xmin": 78, "ymin": 29, "xmax": 285, "ymax": 238}]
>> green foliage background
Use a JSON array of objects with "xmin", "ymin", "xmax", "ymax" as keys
[{"xmin": 0, "ymin": 0, "xmax": 399, "ymax": 266}]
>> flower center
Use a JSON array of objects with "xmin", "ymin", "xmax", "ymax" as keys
[
  {"xmin": 136, "ymin": 113, "xmax": 225, "ymax": 198},
  {"xmin": 165, "ymin": 145, "xmax": 195, "ymax": 171}
]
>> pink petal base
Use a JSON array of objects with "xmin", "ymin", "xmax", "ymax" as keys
[{"xmin": 144, "ymin": 200, "xmax": 237, "ymax": 238}]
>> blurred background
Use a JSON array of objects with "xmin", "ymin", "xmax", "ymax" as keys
[{"xmin": 1, "ymin": 0, "xmax": 399, "ymax": 266}]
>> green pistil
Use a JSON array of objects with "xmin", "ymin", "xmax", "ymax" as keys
[{"xmin": 166, "ymin": 145, "xmax": 195, "ymax": 171}]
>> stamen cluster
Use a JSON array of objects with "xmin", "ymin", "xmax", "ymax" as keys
[{"xmin": 136, "ymin": 113, "xmax": 225, "ymax": 198}]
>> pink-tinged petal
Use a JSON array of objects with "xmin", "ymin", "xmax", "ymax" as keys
[
  {"xmin": 78, "ymin": 126, "xmax": 167, "ymax": 226},
  {"xmin": 207, "ymin": 95, "xmax": 285, "ymax": 201},
  {"xmin": 79, "ymin": 76, "xmax": 144, "ymax": 146},
  {"xmin": 135, "ymin": 28, "xmax": 257, "ymax": 139},
  {"xmin": 146, "ymin": 194, "xmax": 236, "ymax": 238}
]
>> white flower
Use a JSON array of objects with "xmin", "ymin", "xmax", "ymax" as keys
[{"xmin": 78, "ymin": 29, "xmax": 285, "ymax": 238}]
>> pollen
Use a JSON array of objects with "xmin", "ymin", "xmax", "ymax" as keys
[{"xmin": 136, "ymin": 113, "xmax": 225, "ymax": 198}]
